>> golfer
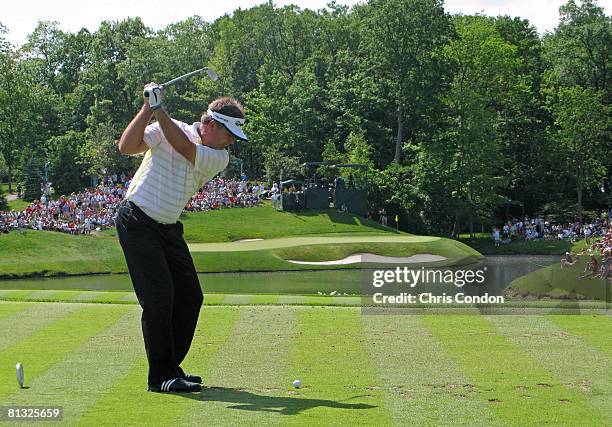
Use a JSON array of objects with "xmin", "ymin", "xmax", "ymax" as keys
[{"xmin": 116, "ymin": 83, "xmax": 247, "ymax": 393}]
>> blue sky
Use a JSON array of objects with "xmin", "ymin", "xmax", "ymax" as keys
[{"xmin": 2, "ymin": 0, "xmax": 610, "ymax": 47}]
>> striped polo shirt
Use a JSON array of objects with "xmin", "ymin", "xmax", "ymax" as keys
[{"xmin": 125, "ymin": 120, "xmax": 229, "ymax": 224}]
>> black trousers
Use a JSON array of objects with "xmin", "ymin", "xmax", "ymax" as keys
[{"xmin": 116, "ymin": 201, "xmax": 203, "ymax": 386}]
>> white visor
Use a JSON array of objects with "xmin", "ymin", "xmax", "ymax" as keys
[{"xmin": 207, "ymin": 109, "xmax": 248, "ymax": 141}]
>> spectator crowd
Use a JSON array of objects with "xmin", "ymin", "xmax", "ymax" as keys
[
  {"xmin": 492, "ymin": 216, "xmax": 611, "ymax": 281},
  {"xmin": 492, "ymin": 216, "xmax": 610, "ymax": 245},
  {"xmin": 1, "ymin": 176, "xmax": 262, "ymax": 235},
  {"xmin": 185, "ymin": 177, "xmax": 263, "ymax": 212}
]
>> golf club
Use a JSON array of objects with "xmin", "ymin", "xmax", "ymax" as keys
[{"xmin": 143, "ymin": 67, "xmax": 218, "ymax": 98}]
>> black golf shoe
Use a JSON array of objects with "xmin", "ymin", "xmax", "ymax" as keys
[
  {"xmin": 182, "ymin": 373, "xmax": 202, "ymax": 384},
  {"xmin": 148, "ymin": 378, "xmax": 202, "ymax": 393},
  {"xmin": 178, "ymin": 367, "xmax": 202, "ymax": 384}
]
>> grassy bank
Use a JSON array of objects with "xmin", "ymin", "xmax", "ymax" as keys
[
  {"xmin": 504, "ymin": 239, "xmax": 612, "ymax": 300},
  {"xmin": 0, "ymin": 204, "xmax": 480, "ymax": 278},
  {"xmin": 181, "ymin": 202, "xmax": 397, "ymax": 242},
  {"xmin": 506, "ymin": 256, "xmax": 611, "ymax": 301}
]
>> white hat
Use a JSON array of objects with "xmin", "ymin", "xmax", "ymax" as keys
[{"xmin": 207, "ymin": 109, "xmax": 248, "ymax": 141}]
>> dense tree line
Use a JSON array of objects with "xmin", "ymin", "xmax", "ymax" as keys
[{"xmin": 0, "ymin": 0, "xmax": 609, "ymax": 236}]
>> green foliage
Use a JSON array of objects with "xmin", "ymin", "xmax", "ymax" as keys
[
  {"xmin": 361, "ymin": 0, "xmax": 455, "ymax": 163},
  {"xmin": 341, "ymin": 130, "xmax": 373, "ymax": 188},
  {"xmin": 0, "ymin": 184, "xmax": 7, "ymax": 211},
  {"xmin": 44, "ymin": 131, "xmax": 87, "ymax": 195},
  {"xmin": 262, "ymin": 145, "xmax": 302, "ymax": 183},
  {"xmin": 0, "ymin": 152, "xmax": 7, "ymax": 181},
  {"xmin": 547, "ymin": 85, "xmax": 610, "ymax": 219},
  {"xmin": 21, "ymin": 157, "xmax": 43, "ymax": 201},
  {"xmin": 78, "ymin": 121, "xmax": 134, "ymax": 179},
  {"xmin": 410, "ymin": 16, "xmax": 521, "ymax": 236},
  {"xmin": 0, "ymin": 1, "xmax": 610, "ymax": 236},
  {"xmin": 543, "ymin": 0, "xmax": 610, "ymax": 96}
]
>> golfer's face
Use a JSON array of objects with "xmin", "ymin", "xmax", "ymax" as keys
[{"xmin": 205, "ymin": 121, "xmax": 236, "ymax": 149}]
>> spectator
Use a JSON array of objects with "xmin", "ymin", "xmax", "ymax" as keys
[
  {"xmin": 561, "ymin": 252, "xmax": 577, "ymax": 268},
  {"xmin": 493, "ymin": 227, "xmax": 501, "ymax": 247}
]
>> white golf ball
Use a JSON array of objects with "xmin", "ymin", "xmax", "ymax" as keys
[{"xmin": 292, "ymin": 379, "xmax": 301, "ymax": 388}]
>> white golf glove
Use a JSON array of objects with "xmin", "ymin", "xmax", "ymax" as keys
[{"xmin": 143, "ymin": 83, "xmax": 162, "ymax": 110}]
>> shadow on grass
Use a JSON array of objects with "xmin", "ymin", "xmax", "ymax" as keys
[{"xmin": 181, "ymin": 386, "xmax": 377, "ymax": 415}]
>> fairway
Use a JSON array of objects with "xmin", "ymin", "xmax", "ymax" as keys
[{"xmin": 0, "ymin": 301, "xmax": 610, "ymax": 426}]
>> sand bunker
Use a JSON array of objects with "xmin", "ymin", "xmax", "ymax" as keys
[
  {"xmin": 287, "ymin": 253, "xmax": 447, "ymax": 265},
  {"xmin": 236, "ymin": 238, "xmax": 264, "ymax": 242}
]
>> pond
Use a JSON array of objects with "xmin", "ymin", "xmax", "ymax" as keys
[{"xmin": 0, "ymin": 255, "xmax": 559, "ymax": 296}]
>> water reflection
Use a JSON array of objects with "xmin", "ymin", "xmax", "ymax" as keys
[{"xmin": 0, "ymin": 255, "xmax": 559, "ymax": 296}]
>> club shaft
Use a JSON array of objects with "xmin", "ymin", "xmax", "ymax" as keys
[{"xmin": 163, "ymin": 68, "xmax": 208, "ymax": 87}]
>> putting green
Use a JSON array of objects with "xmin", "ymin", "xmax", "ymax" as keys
[{"xmin": 188, "ymin": 235, "xmax": 440, "ymax": 252}]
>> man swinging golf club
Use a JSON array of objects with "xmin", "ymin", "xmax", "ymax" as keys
[{"xmin": 116, "ymin": 74, "xmax": 247, "ymax": 393}]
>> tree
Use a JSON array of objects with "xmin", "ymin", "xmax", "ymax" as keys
[
  {"xmin": 0, "ymin": 187, "xmax": 7, "ymax": 211},
  {"xmin": 544, "ymin": 0, "xmax": 611, "ymax": 99},
  {"xmin": 262, "ymin": 145, "xmax": 302, "ymax": 183},
  {"xmin": 549, "ymin": 86, "xmax": 610, "ymax": 223},
  {"xmin": 360, "ymin": 0, "xmax": 455, "ymax": 163},
  {"xmin": 542, "ymin": 0, "xmax": 611, "ymax": 216},
  {"xmin": 0, "ymin": 152, "xmax": 7, "ymax": 182},
  {"xmin": 46, "ymin": 131, "xmax": 88, "ymax": 195},
  {"xmin": 413, "ymin": 16, "xmax": 520, "ymax": 236},
  {"xmin": 0, "ymin": 42, "xmax": 36, "ymax": 193},
  {"xmin": 494, "ymin": 16, "xmax": 554, "ymax": 217},
  {"xmin": 21, "ymin": 157, "xmax": 43, "ymax": 201},
  {"xmin": 78, "ymin": 121, "xmax": 134, "ymax": 180}
]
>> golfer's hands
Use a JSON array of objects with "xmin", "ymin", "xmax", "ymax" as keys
[{"xmin": 143, "ymin": 82, "xmax": 163, "ymax": 111}]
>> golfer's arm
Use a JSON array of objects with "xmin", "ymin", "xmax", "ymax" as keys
[
  {"xmin": 118, "ymin": 104, "xmax": 151, "ymax": 155},
  {"xmin": 153, "ymin": 108, "xmax": 196, "ymax": 165}
]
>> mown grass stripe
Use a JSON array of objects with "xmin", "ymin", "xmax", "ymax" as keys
[
  {"xmin": 250, "ymin": 294, "xmax": 279, "ymax": 305},
  {"xmin": 0, "ymin": 290, "xmax": 38, "ymax": 300},
  {"xmin": 78, "ymin": 306, "xmax": 243, "ymax": 426},
  {"xmin": 223, "ymin": 294, "xmax": 253, "ymax": 305},
  {"xmin": 3, "ymin": 307, "xmax": 143, "ymax": 421},
  {"xmin": 284, "ymin": 307, "xmax": 392, "ymax": 425},
  {"xmin": 69, "ymin": 291, "xmax": 129, "ymax": 303},
  {"xmin": 204, "ymin": 294, "xmax": 225, "ymax": 305},
  {"xmin": 0, "ymin": 301, "xmax": 34, "ymax": 321},
  {"xmin": 332, "ymin": 296, "xmax": 361, "ymax": 306},
  {"xmin": 488, "ymin": 315, "xmax": 612, "ymax": 423},
  {"xmin": 47, "ymin": 290, "xmax": 84, "ymax": 301},
  {"xmin": 0, "ymin": 303, "xmax": 130, "ymax": 400},
  {"xmin": 73, "ymin": 291, "xmax": 105, "ymax": 300},
  {"xmin": 278, "ymin": 295, "xmax": 307, "ymax": 305},
  {"xmin": 361, "ymin": 314, "xmax": 497, "ymax": 426},
  {"xmin": 27, "ymin": 290, "xmax": 62, "ymax": 300},
  {"xmin": 0, "ymin": 302, "xmax": 81, "ymax": 353},
  {"xmin": 186, "ymin": 306, "xmax": 297, "ymax": 425},
  {"xmin": 421, "ymin": 315, "xmax": 606, "ymax": 425},
  {"xmin": 548, "ymin": 315, "xmax": 612, "ymax": 357},
  {"xmin": 119, "ymin": 293, "xmax": 137, "ymax": 303},
  {"xmin": 302, "ymin": 296, "xmax": 334, "ymax": 306}
]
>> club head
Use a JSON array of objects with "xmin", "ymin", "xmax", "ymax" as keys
[{"xmin": 206, "ymin": 68, "xmax": 219, "ymax": 81}]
